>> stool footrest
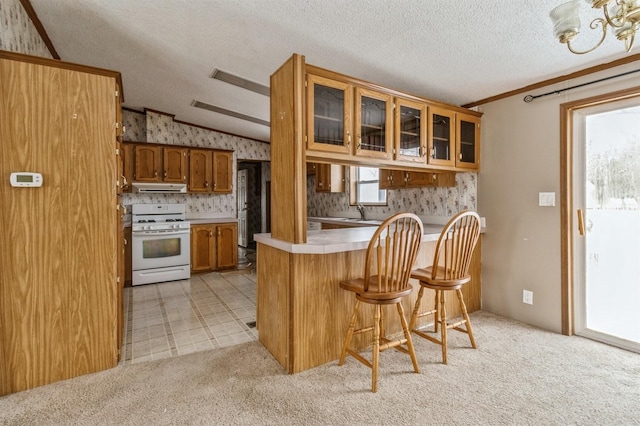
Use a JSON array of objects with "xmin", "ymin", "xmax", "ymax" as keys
[{"xmin": 347, "ymin": 350, "xmax": 373, "ymax": 369}]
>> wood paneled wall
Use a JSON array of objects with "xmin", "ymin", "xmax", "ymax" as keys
[
  {"xmin": 0, "ymin": 53, "xmax": 119, "ymax": 395},
  {"xmin": 269, "ymin": 54, "xmax": 307, "ymax": 243}
]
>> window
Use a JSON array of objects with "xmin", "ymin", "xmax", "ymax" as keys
[{"xmin": 352, "ymin": 166, "xmax": 387, "ymax": 205}]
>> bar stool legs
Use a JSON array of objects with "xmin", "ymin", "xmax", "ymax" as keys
[
  {"xmin": 339, "ymin": 300, "xmax": 420, "ymax": 393},
  {"xmin": 409, "ymin": 286, "xmax": 477, "ymax": 365}
]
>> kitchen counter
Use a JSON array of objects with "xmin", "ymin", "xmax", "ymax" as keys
[
  {"xmin": 188, "ymin": 217, "xmax": 237, "ymax": 225},
  {"xmin": 307, "ymin": 216, "xmax": 383, "ymax": 227},
  {"xmin": 256, "ymin": 224, "xmax": 483, "ymax": 374},
  {"xmin": 254, "ymin": 223, "xmax": 446, "ymax": 254}
]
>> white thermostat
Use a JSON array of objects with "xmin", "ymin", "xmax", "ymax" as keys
[{"xmin": 10, "ymin": 172, "xmax": 43, "ymax": 187}]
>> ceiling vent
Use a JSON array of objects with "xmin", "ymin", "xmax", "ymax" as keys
[
  {"xmin": 210, "ymin": 68, "xmax": 270, "ymax": 96},
  {"xmin": 192, "ymin": 100, "xmax": 270, "ymax": 127}
]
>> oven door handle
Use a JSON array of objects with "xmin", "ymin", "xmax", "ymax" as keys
[{"xmin": 132, "ymin": 229, "xmax": 190, "ymax": 236}]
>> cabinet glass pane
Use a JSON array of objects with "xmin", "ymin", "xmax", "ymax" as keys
[
  {"xmin": 432, "ymin": 114, "xmax": 451, "ymax": 160},
  {"xmin": 360, "ymin": 96, "xmax": 387, "ymax": 153},
  {"xmin": 460, "ymin": 120, "xmax": 476, "ymax": 163},
  {"xmin": 313, "ymin": 84, "xmax": 344, "ymax": 146},
  {"xmin": 399, "ymin": 105, "xmax": 421, "ymax": 157}
]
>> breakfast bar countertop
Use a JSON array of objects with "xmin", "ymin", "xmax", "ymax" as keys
[{"xmin": 254, "ymin": 224, "xmax": 447, "ymax": 255}]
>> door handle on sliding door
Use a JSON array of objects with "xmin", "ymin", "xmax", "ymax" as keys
[{"xmin": 577, "ymin": 209, "xmax": 585, "ymax": 236}]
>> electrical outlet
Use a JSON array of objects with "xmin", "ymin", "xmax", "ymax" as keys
[{"xmin": 523, "ymin": 290, "xmax": 533, "ymax": 305}]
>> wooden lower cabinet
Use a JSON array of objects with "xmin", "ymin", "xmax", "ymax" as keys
[{"xmin": 190, "ymin": 223, "xmax": 238, "ymax": 272}]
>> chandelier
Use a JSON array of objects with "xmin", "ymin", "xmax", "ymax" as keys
[{"xmin": 550, "ymin": 0, "xmax": 640, "ymax": 54}]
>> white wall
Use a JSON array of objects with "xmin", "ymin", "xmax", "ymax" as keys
[{"xmin": 478, "ymin": 61, "xmax": 640, "ymax": 332}]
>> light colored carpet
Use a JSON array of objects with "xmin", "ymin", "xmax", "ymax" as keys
[{"xmin": 1, "ymin": 311, "xmax": 639, "ymax": 425}]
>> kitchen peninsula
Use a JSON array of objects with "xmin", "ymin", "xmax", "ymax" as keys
[
  {"xmin": 255, "ymin": 226, "xmax": 481, "ymax": 373},
  {"xmin": 257, "ymin": 54, "xmax": 483, "ymax": 373}
]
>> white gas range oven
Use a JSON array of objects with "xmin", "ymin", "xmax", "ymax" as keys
[{"xmin": 131, "ymin": 204, "xmax": 191, "ymax": 286}]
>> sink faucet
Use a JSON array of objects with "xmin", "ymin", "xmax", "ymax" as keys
[{"xmin": 357, "ymin": 204, "xmax": 366, "ymax": 221}]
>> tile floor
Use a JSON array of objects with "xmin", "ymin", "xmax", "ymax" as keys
[{"xmin": 121, "ymin": 252, "xmax": 257, "ymax": 365}]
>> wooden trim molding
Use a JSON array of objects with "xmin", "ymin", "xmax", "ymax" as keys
[
  {"xmin": 464, "ymin": 54, "xmax": 640, "ymax": 108},
  {"xmin": 19, "ymin": 0, "xmax": 60, "ymax": 60},
  {"xmin": 560, "ymin": 85, "xmax": 640, "ymax": 335}
]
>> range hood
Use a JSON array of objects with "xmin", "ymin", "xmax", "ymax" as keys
[{"xmin": 131, "ymin": 182, "xmax": 187, "ymax": 193}]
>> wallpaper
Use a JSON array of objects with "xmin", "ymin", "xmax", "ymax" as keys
[
  {"xmin": 0, "ymin": 0, "xmax": 53, "ymax": 58},
  {"xmin": 307, "ymin": 171, "xmax": 477, "ymax": 220}
]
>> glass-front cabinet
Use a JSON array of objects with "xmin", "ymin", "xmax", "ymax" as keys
[
  {"xmin": 428, "ymin": 106, "xmax": 455, "ymax": 168},
  {"xmin": 354, "ymin": 87, "xmax": 393, "ymax": 160},
  {"xmin": 305, "ymin": 70, "xmax": 481, "ymax": 171},
  {"xmin": 456, "ymin": 113, "xmax": 480, "ymax": 170},
  {"xmin": 395, "ymin": 98, "xmax": 426, "ymax": 164},
  {"xmin": 306, "ymin": 74, "xmax": 352, "ymax": 154}
]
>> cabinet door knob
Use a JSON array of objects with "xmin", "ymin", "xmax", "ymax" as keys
[{"xmin": 154, "ymin": 170, "xmax": 158, "ymax": 177}]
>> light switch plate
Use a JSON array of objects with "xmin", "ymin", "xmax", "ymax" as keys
[{"xmin": 539, "ymin": 192, "xmax": 555, "ymax": 207}]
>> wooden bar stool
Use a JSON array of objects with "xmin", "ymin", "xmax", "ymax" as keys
[
  {"xmin": 409, "ymin": 210, "xmax": 481, "ymax": 364},
  {"xmin": 338, "ymin": 212, "xmax": 424, "ymax": 392}
]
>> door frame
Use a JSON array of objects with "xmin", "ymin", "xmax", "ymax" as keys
[
  {"xmin": 560, "ymin": 84, "xmax": 640, "ymax": 335},
  {"xmin": 237, "ymin": 168, "xmax": 248, "ymax": 248}
]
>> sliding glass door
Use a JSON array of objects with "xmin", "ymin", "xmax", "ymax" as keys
[{"xmin": 573, "ymin": 99, "xmax": 640, "ymax": 353}]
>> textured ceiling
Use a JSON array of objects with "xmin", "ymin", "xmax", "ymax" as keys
[{"xmin": 30, "ymin": 0, "xmax": 639, "ymax": 142}]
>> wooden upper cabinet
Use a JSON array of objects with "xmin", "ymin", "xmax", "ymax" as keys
[
  {"xmin": 456, "ymin": 113, "xmax": 480, "ymax": 171},
  {"xmin": 163, "ymin": 147, "xmax": 187, "ymax": 183},
  {"xmin": 306, "ymin": 74, "xmax": 352, "ymax": 155},
  {"xmin": 306, "ymin": 162, "xmax": 317, "ymax": 175},
  {"xmin": 189, "ymin": 149, "xmax": 213, "ymax": 192},
  {"xmin": 379, "ymin": 169, "xmax": 405, "ymax": 190},
  {"xmin": 395, "ymin": 98, "xmax": 427, "ymax": 164},
  {"xmin": 134, "ymin": 145, "xmax": 161, "ymax": 181},
  {"xmin": 315, "ymin": 163, "xmax": 345, "ymax": 193},
  {"xmin": 428, "ymin": 106, "xmax": 456, "ymax": 168},
  {"xmin": 121, "ymin": 143, "xmax": 134, "ymax": 192},
  {"xmin": 354, "ymin": 87, "xmax": 393, "ymax": 160},
  {"xmin": 303, "ymin": 61, "xmax": 481, "ymax": 173},
  {"xmin": 123, "ymin": 143, "xmax": 233, "ymax": 193},
  {"xmin": 213, "ymin": 151, "xmax": 233, "ymax": 193},
  {"xmin": 380, "ymin": 169, "xmax": 457, "ymax": 189}
]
